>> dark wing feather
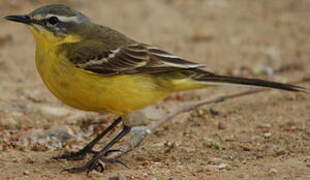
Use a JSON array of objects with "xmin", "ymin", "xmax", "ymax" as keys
[{"xmin": 71, "ymin": 43, "xmax": 205, "ymax": 75}]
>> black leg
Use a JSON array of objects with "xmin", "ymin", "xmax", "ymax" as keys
[
  {"xmin": 53, "ymin": 117, "xmax": 122, "ymax": 160},
  {"xmin": 64, "ymin": 125, "xmax": 131, "ymax": 173}
]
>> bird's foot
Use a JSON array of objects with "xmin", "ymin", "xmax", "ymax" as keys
[
  {"xmin": 53, "ymin": 148, "xmax": 97, "ymax": 161},
  {"xmin": 63, "ymin": 155, "xmax": 127, "ymax": 174}
]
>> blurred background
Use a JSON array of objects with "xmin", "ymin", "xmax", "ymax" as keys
[{"xmin": 0, "ymin": 0, "xmax": 309, "ymax": 179}]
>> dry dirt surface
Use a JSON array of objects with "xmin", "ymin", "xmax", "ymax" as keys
[{"xmin": 0, "ymin": 0, "xmax": 310, "ymax": 179}]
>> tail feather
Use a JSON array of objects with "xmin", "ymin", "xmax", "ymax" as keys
[{"xmin": 194, "ymin": 71, "xmax": 306, "ymax": 92}]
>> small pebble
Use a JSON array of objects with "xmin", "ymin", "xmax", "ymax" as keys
[
  {"xmin": 242, "ymin": 146, "xmax": 251, "ymax": 151},
  {"xmin": 191, "ymin": 32, "xmax": 213, "ymax": 42},
  {"xmin": 217, "ymin": 163, "xmax": 228, "ymax": 170},
  {"xmin": 257, "ymin": 123, "xmax": 272, "ymax": 129},
  {"xmin": 304, "ymin": 156, "xmax": 310, "ymax": 162},
  {"xmin": 253, "ymin": 64, "xmax": 274, "ymax": 76},
  {"xmin": 268, "ymin": 168, "xmax": 278, "ymax": 175},
  {"xmin": 218, "ymin": 121, "xmax": 227, "ymax": 130},
  {"xmin": 38, "ymin": 105, "xmax": 71, "ymax": 117},
  {"xmin": 264, "ymin": 132, "xmax": 272, "ymax": 138},
  {"xmin": 23, "ymin": 170, "xmax": 30, "ymax": 175},
  {"xmin": 46, "ymin": 126, "xmax": 75, "ymax": 142}
]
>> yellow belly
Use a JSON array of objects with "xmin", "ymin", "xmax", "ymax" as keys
[{"xmin": 36, "ymin": 51, "xmax": 170, "ymax": 116}]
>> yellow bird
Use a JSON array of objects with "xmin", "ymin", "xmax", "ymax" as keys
[{"xmin": 5, "ymin": 4, "xmax": 306, "ymax": 173}]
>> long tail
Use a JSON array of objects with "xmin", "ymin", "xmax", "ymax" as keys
[{"xmin": 192, "ymin": 70, "xmax": 306, "ymax": 92}]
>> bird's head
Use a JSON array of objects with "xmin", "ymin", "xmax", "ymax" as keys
[{"xmin": 5, "ymin": 4, "xmax": 90, "ymax": 44}]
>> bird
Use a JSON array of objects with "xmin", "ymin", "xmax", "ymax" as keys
[{"xmin": 5, "ymin": 4, "xmax": 306, "ymax": 173}]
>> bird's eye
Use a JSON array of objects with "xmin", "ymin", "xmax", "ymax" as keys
[{"xmin": 47, "ymin": 16, "xmax": 59, "ymax": 25}]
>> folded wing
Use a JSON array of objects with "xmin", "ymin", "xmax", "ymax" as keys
[{"xmin": 71, "ymin": 43, "xmax": 205, "ymax": 74}]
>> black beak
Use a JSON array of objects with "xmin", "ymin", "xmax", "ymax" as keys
[{"xmin": 4, "ymin": 15, "xmax": 32, "ymax": 24}]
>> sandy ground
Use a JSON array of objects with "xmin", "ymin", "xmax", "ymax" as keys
[{"xmin": 0, "ymin": 0, "xmax": 309, "ymax": 179}]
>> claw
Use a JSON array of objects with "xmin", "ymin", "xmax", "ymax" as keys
[
  {"xmin": 53, "ymin": 152, "xmax": 86, "ymax": 161},
  {"xmin": 53, "ymin": 149, "xmax": 97, "ymax": 161},
  {"xmin": 53, "ymin": 152, "xmax": 85, "ymax": 161},
  {"xmin": 62, "ymin": 157, "xmax": 126, "ymax": 174},
  {"xmin": 94, "ymin": 163, "xmax": 104, "ymax": 173},
  {"xmin": 61, "ymin": 157, "xmax": 101, "ymax": 174},
  {"xmin": 62, "ymin": 125, "xmax": 131, "ymax": 174},
  {"xmin": 63, "ymin": 167, "xmax": 86, "ymax": 173}
]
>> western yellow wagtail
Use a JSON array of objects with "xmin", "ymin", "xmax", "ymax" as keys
[{"xmin": 5, "ymin": 4, "xmax": 306, "ymax": 173}]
